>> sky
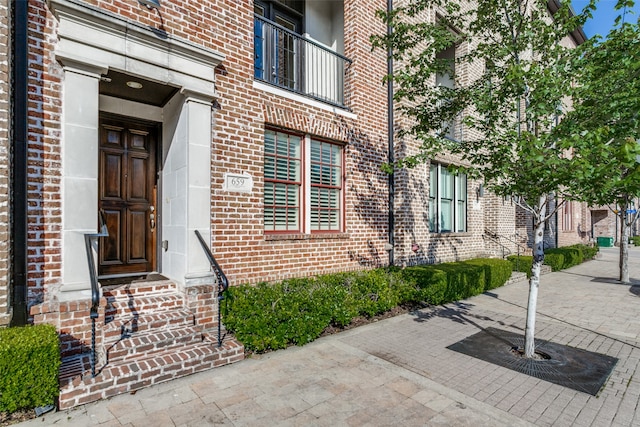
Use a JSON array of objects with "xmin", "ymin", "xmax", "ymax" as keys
[{"xmin": 571, "ymin": 0, "xmax": 640, "ymax": 39}]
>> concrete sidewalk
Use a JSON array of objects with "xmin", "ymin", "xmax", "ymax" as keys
[{"xmin": 18, "ymin": 247, "xmax": 640, "ymax": 426}]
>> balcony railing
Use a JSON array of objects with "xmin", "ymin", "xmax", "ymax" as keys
[{"xmin": 254, "ymin": 15, "xmax": 352, "ymax": 108}]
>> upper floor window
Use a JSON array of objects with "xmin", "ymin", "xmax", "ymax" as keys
[
  {"xmin": 436, "ymin": 44, "xmax": 457, "ymax": 141},
  {"xmin": 264, "ymin": 128, "xmax": 344, "ymax": 233},
  {"xmin": 254, "ymin": 1, "xmax": 351, "ymax": 108},
  {"xmin": 429, "ymin": 162, "xmax": 467, "ymax": 233},
  {"xmin": 562, "ymin": 201, "xmax": 573, "ymax": 231}
]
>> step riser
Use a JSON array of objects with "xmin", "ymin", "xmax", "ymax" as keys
[
  {"xmin": 102, "ymin": 282, "xmax": 179, "ymax": 299},
  {"xmin": 105, "ymin": 297, "xmax": 184, "ymax": 320},
  {"xmin": 106, "ymin": 331, "xmax": 204, "ymax": 362},
  {"xmin": 103, "ymin": 310, "xmax": 196, "ymax": 342}
]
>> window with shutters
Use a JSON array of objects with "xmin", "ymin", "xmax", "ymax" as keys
[
  {"xmin": 264, "ymin": 129, "xmax": 302, "ymax": 232},
  {"xmin": 264, "ymin": 128, "xmax": 344, "ymax": 233}
]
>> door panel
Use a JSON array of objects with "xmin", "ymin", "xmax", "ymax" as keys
[{"xmin": 99, "ymin": 115, "xmax": 158, "ymax": 276}]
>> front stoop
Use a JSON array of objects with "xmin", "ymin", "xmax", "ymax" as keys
[{"xmin": 57, "ymin": 280, "xmax": 244, "ymax": 410}]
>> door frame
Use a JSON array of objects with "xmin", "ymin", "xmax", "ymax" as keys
[{"xmin": 97, "ymin": 112, "xmax": 162, "ymax": 279}]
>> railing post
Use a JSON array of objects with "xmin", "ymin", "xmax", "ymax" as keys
[
  {"xmin": 194, "ymin": 230, "xmax": 229, "ymax": 347},
  {"xmin": 84, "ymin": 211, "xmax": 108, "ymax": 377}
]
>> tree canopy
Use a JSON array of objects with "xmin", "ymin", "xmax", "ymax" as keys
[{"xmin": 372, "ymin": 0, "xmax": 607, "ymax": 357}]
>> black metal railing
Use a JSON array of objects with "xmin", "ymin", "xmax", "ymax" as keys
[
  {"xmin": 84, "ymin": 210, "xmax": 109, "ymax": 377},
  {"xmin": 484, "ymin": 230, "xmax": 527, "ymax": 270},
  {"xmin": 194, "ymin": 230, "xmax": 229, "ymax": 347},
  {"xmin": 254, "ymin": 15, "xmax": 352, "ymax": 108}
]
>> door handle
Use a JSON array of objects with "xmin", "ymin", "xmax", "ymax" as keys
[{"xmin": 149, "ymin": 206, "xmax": 156, "ymax": 231}]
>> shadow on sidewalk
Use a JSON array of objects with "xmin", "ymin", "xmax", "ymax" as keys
[
  {"xmin": 556, "ymin": 270, "xmax": 640, "ymax": 285},
  {"xmin": 411, "ymin": 301, "xmax": 523, "ymax": 333}
]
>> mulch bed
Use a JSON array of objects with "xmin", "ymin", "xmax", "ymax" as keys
[
  {"xmin": 320, "ymin": 302, "xmax": 426, "ymax": 337},
  {"xmin": 1, "ymin": 410, "xmax": 37, "ymax": 426}
]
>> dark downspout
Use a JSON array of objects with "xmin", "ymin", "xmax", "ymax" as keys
[
  {"xmin": 10, "ymin": 0, "xmax": 29, "ymax": 326},
  {"xmin": 387, "ymin": 0, "xmax": 394, "ymax": 266},
  {"xmin": 554, "ymin": 201, "xmax": 558, "ymax": 248}
]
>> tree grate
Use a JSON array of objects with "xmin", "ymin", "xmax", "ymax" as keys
[{"xmin": 446, "ymin": 327, "xmax": 618, "ymax": 396}]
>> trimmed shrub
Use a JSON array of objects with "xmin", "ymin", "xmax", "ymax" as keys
[
  {"xmin": 222, "ymin": 269, "xmax": 407, "ymax": 352},
  {"xmin": 0, "ymin": 324, "xmax": 61, "ymax": 412},
  {"xmin": 429, "ymin": 262, "xmax": 486, "ymax": 302},
  {"xmin": 346, "ymin": 270, "xmax": 400, "ymax": 318},
  {"xmin": 545, "ymin": 247, "xmax": 583, "ymax": 268},
  {"xmin": 507, "ymin": 255, "xmax": 533, "ymax": 277},
  {"xmin": 567, "ymin": 243, "xmax": 598, "ymax": 260},
  {"xmin": 542, "ymin": 253, "xmax": 564, "ymax": 272},
  {"xmin": 400, "ymin": 266, "xmax": 448, "ymax": 305},
  {"xmin": 224, "ymin": 259, "xmax": 510, "ymax": 353},
  {"xmin": 632, "ymin": 236, "xmax": 640, "ymax": 247},
  {"xmin": 463, "ymin": 258, "xmax": 513, "ymax": 291}
]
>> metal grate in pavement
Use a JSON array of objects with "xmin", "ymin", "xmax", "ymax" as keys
[{"xmin": 446, "ymin": 327, "xmax": 618, "ymax": 396}]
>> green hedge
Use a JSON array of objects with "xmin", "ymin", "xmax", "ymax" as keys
[
  {"xmin": 398, "ymin": 266, "xmax": 448, "ymax": 305},
  {"xmin": 507, "ymin": 243, "xmax": 599, "ymax": 276},
  {"xmin": 570, "ymin": 244, "xmax": 599, "ymax": 261},
  {"xmin": 507, "ymin": 255, "xmax": 533, "ymax": 277},
  {"xmin": 222, "ymin": 270, "xmax": 415, "ymax": 352},
  {"xmin": 224, "ymin": 258, "xmax": 513, "ymax": 353},
  {"xmin": 0, "ymin": 324, "xmax": 61, "ymax": 412},
  {"xmin": 463, "ymin": 258, "xmax": 513, "ymax": 291},
  {"xmin": 542, "ymin": 253, "xmax": 564, "ymax": 271},
  {"xmin": 545, "ymin": 247, "xmax": 583, "ymax": 268},
  {"xmin": 632, "ymin": 236, "xmax": 640, "ymax": 246}
]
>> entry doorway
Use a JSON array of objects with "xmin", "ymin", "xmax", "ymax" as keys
[{"xmin": 98, "ymin": 114, "xmax": 159, "ymax": 277}]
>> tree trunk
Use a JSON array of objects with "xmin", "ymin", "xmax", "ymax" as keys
[
  {"xmin": 620, "ymin": 210, "xmax": 630, "ymax": 283},
  {"xmin": 524, "ymin": 195, "xmax": 547, "ymax": 358}
]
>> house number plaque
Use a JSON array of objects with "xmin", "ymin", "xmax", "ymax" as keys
[{"xmin": 223, "ymin": 173, "xmax": 254, "ymax": 193}]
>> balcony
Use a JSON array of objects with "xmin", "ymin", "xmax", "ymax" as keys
[{"xmin": 254, "ymin": 15, "xmax": 352, "ymax": 109}]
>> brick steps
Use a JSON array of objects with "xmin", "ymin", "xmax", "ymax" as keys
[
  {"xmin": 58, "ymin": 339, "xmax": 244, "ymax": 409},
  {"xmin": 103, "ymin": 308, "xmax": 196, "ymax": 341},
  {"xmin": 106, "ymin": 293, "xmax": 185, "ymax": 318},
  {"xmin": 57, "ymin": 280, "xmax": 244, "ymax": 409},
  {"xmin": 103, "ymin": 281, "xmax": 181, "ymax": 322},
  {"xmin": 105, "ymin": 325, "xmax": 204, "ymax": 362}
]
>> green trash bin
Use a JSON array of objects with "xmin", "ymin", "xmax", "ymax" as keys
[{"xmin": 597, "ymin": 236, "xmax": 614, "ymax": 247}]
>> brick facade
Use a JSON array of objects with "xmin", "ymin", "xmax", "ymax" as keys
[
  {"xmin": 0, "ymin": 0, "xmax": 9, "ymax": 326},
  {"xmin": 20, "ymin": 1, "xmax": 594, "ymax": 316},
  {"xmin": 13, "ymin": 0, "xmax": 593, "ymax": 407},
  {"xmin": 23, "ymin": 0, "xmax": 527, "ymax": 302}
]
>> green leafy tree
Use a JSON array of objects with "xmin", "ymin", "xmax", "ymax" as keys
[
  {"xmin": 559, "ymin": 2, "xmax": 640, "ymax": 283},
  {"xmin": 373, "ymin": 0, "xmax": 593, "ymax": 357}
]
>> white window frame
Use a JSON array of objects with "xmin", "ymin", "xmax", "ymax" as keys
[
  {"xmin": 429, "ymin": 162, "xmax": 467, "ymax": 233},
  {"xmin": 264, "ymin": 129, "xmax": 344, "ymax": 234}
]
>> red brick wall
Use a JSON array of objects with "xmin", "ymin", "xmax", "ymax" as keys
[
  {"xmin": 209, "ymin": 0, "xmax": 394, "ymax": 285},
  {"xmin": 557, "ymin": 200, "xmax": 591, "ymax": 247},
  {"xmin": 26, "ymin": 0, "xmax": 524, "ymax": 307}
]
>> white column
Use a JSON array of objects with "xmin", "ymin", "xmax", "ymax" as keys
[
  {"xmin": 185, "ymin": 95, "xmax": 214, "ymax": 285},
  {"xmin": 59, "ymin": 64, "xmax": 105, "ymax": 297},
  {"xmin": 161, "ymin": 92, "xmax": 214, "ymax": 287}
]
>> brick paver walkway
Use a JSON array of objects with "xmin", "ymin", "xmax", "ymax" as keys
[{"xmin": 17, "ymin": 247, "xmax": 640, "ymax": 426}]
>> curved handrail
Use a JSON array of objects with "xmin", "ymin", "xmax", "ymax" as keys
[
  {"xmin": 484, "ymin": 230, "xmax": 528, "ymax": 271},
  {"xmin": 84, "ymin": 210, "xmax": 108, "ymax": 377},
  {"xmin": 86, "ymin": 210, "xmax": 108, "ymax": 318},
  {"xmin": 194, "ymin": 230, "xmax": 228, "ymax": 347}
]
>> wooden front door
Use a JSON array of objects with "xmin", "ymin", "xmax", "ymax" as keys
[{"xmin": 98, "ymin": 114, "xmax": 158, "ymax": 276}]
